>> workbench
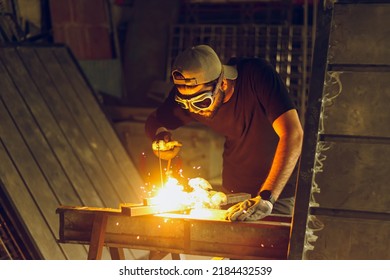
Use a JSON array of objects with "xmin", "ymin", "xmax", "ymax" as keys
[{"xmin": 56, "ymin": 205, "xmax": 292, "ymax": 260}]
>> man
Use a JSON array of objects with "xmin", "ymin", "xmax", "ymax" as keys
[{"xmin": 145, "ymin": 45, "xmax": 303, "ymax": 221}]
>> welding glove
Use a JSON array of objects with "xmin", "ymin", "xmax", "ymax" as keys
[
  {"xmin": 225, "ymin": 196, "xmax": 273, "ymax": 221},
  {"xmin": 152, "ymin": 130, "xmax": 182, "ymax": 160}
]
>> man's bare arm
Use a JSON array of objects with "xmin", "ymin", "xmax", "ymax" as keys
[{"xmin": 259, "ymin": 109, "xmax": 303, "ymax": 199}]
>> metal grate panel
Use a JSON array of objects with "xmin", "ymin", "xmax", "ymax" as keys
[{"xmin": 167, "ymin": 24, "xmax": 313, "ymax": 118}]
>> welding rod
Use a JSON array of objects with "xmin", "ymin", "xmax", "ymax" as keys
[{"xmin": 157, "ymin": 146, "xmax": 164, "ymax": 188}]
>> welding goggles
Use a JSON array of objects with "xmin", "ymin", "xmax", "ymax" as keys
[
  {"xmin": 174, "ymin": 72, "xmax": 223, "ymax": 112},
  {"xmin": 174, "ymin": 90, "xmax": 215, "ymax": 111}
]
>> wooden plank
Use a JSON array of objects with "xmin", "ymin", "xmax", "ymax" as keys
[
  {"xmin": 0, "ymin": 140, "xmax": 64, "ymax": 259},
  {"xmin": 0, "ymin": 55, "xmax": 92, "ymax": 259},
  {"xmin": 0, "ymin": 47, "xmax": 80, "ymax": 206},
  {"xmin": 0, "ymin": 45, "xmax": 145, "ymax": 259},
  {"xmin": 0, "ymin": 53, "xmax": 60, "ymax": 231},
  {"xmin": 14, "ymin": 47, "xmax": 105, "ymax": 207},
  {"xmin": 0, "ymin": 48, "xmax": 94, "ymax": 259},
  {"xmin": 0, "ymin": 105, "xmax": 85, "ymax": 259},
  {"xmin": 32, "ymin": 47, "xmax": 121, "ymax": 208},
  {"xmin": 41, "ymin": 47, "xmax": 142, "ymax": 204},
  {"xmin": 52, "ymin": 47, "xmax": 144, "ymax": 201}
]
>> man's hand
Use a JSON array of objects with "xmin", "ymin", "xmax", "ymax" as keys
[
  {"xmin": 225, "ymin": 196, "xmax": 273, "ymax": 221},
  {"xmin": 152, "ymin": 131, "xmax": 182, "ymax": 160}
]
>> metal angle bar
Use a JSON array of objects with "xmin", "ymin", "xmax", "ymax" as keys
[
  {"xmin": 120, "ymin": 203, "xmax": 187, "ymax": 217},
  {"xmin": 288, "ymin": 0, "xmax": 334, "ymax": 260},
  {"xmin": 328, "ymin": 64, "xmax": 390, "ymax": 72},
  {"xmin": 319, "ymin": 134, "xmax": 390, "ymax": 144},
  {"xmin": 224, "ymin": 192, "xmax": 251, "ymax": 205},
  {"xmin": 310, "ymin": 207, "xmax": 390, "ymax": 222},
  {"xmin": 143, "ymin": 193, "xmax": 251, "ymax": 207},
  {"xmin": 335, "ymin": 0, "xmax": 390, "ymax": 4}
]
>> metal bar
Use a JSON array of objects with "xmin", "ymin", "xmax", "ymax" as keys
[
  {"xmin": 319, "ymin": 134, "xmax": 390, "ymax": 144},
  {"xmin": 109, "ymin": 247, "xmax": 125, "ymax": 260},
  {"xmin": 120, "ymin": 203, "xmax": 188, "ymax": 217},
  {"xmin": 224, "ymin": 192, "xmax": 251, "ymax": 205},
  {"xmin": 149, "ymin": 251, "xmax": 170, "ymax": 260},
  {"xmin": 143, "ymin": 192, "xmax": 251, "ymax": 207},
  {"xmin": 288, "ymin": 0, "xmax": 334, "ymax": 260},
  {"xmin": 335, "ymin": 0, "xmax": 390, "ymax": 3},
  {"xmin": 328, "ymin": 64, "xmax": 390, "ymax": 72},
  {"xmin": 87, "ymin": 213, "xmax": 108, "ymax": 260},
  {"xmin": 300, "ymin": 0, "xmax": 308, "ymax": 124},
  {"xmin": 310, "ymin": 207, "xmax": 390, "ymax": 221}
]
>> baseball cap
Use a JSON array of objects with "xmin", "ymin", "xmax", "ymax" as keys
[{"xmin": 172, "ymin": 45, "xmax": 238, "ymax": 86}]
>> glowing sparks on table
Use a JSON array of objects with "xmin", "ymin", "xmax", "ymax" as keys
[{"xmin": 151, "ymin": 176, "xmax": 227, "ymax": 214}]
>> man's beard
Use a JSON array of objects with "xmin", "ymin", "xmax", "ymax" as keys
[{"xmin": 194, "ymin": 89, "xmax": 225, "ymax": 119}]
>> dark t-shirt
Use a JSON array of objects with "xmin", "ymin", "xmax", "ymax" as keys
[{"xmin": 146, "ymin": 58, "xmax": 297, "ymax": 198}]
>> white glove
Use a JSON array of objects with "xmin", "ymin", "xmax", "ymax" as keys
[{"xmin": 225, "ymin": 195, "xmax": 273, "ymax": 221}]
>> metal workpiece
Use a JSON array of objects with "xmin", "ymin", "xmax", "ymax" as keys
[
  {"xmin": 143, "ymin": 192, "xmax": 251, "ymax": 207},
  {"xmin": 56, "ymin": 206, "xmax": 291, "ymax": 260}
]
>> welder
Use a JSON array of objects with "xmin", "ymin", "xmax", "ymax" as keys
[{"xmin": 145, "ymin": 45, "xmax": 303, "ymax": 221}]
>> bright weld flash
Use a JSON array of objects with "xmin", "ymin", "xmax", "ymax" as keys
[{"xmin": 151, "ymin": 176, "xmax": 227, "ymax": 215}]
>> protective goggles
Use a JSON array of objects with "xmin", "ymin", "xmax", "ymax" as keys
[
  {"xmin": 174, "ymin": 72, "xmax": 223, "ymax": 112},
  {"xmin": 175, "ymin": 90, "xmax": 215, "ymax": 111}
]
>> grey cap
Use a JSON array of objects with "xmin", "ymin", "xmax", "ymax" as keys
[{"xmin": 172, "ymin": 45, "xmax": 238, "ymax": 86}]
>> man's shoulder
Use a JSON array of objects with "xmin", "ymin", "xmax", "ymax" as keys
[
  {"xmin": 227, "ymin": 57, "xmax": 269, "ymax": 67},
  {"xmin": 228, "ymin": 57, "xmax": 274, "ymax": 75}
]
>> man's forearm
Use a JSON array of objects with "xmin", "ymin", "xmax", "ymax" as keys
[
  {"xmin": 259, "ymin": 133, "xmax": 302, "ymax": 200},
  {"xmin": 260, "ymin": 109, "xmax": 303, "ymax": 200}
]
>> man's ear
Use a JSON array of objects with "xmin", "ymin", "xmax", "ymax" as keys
[{"xmin": 221, "ymin": 78, "xmax": 229, "ymax": 90}]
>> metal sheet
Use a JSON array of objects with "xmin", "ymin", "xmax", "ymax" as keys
[
  {"xmin": 322, "ymin": 72, "xmax": 390, "ymax": 138},
  {"xmin": 57, "ymin": 206, "xmax": 291, "ymax": 260},
  {"xmin": 305, "ymin": 215, "xmax": 390, "ymax": 260},
  {"xmin": 313, "ymin": 141, "xmax": 390, "ymax": 213},
  {"xmin": 328, "ymin": 3, "xmax": 390, "ymax": 65}
]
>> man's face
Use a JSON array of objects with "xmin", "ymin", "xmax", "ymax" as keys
[{"xmin": 175, "ymin": 82, "xmax": 225, "ymax": 118}]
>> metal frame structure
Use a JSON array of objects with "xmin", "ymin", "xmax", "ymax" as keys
[
  {"xmin": 289, "ymin": 0, "xmax": 390, "ymax": 259},
  {"xmin": 57, "ymin": 205, "xmax": 292, "ymax": 260},
  {"xmin": 288, "ymin": 0, "xmax": 333, "ymax": 260}
]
